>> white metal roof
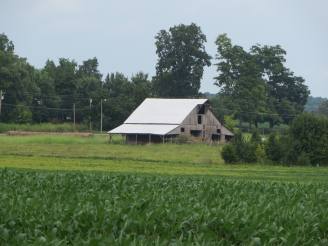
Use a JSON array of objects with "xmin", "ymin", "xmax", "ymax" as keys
[
  {"xmin": 124, "ymin": 98, "xmax": 208, "ymax": 124},
  {"xmin": 109, "ymin": 123, "xmax": 179, "ymax": 135}
]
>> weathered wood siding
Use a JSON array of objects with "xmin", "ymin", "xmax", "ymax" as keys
[{"xmin": 169, "ymin": 104, "xmax": 229, "ymax": 143}]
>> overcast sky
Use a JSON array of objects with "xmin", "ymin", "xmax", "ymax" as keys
[{"xmin": 1, "ymin": 0, "xmax": 327, "ymax": 97}]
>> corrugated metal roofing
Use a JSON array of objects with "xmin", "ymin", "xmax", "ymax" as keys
[
  {"xmin": 124, "ymin": 98, "xmax": 208, "ymax": 124},
  {"xmin": 109, "ymin": 123, "xmax": 179, "ymax": 135}
]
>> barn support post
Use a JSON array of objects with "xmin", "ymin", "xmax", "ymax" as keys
[
  {"xmin": 162, "ymin": 135, "xmax": 165, "ymax": 144},
  {"xmin": 220, "ymin": 134, "xmax": 225, "ymax": 144},
  {"xmin": 148, "ymin": 134, "xmax": 151, "ymax": 144},
  {"xmin": 136, "ymin": 134, "xmax": 138, "ymax": 144}
]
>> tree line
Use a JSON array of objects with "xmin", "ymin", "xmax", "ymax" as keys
[
  {"xmin": 0, "ymin": 23, "xmax": 314, "ymax": 130},
  {"xmin": 222, "ymin": 113, "xmax": 328, "ymax": 166}
]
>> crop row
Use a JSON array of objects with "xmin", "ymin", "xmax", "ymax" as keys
[{"xmin": 0, "ymin": 169, "xmax": 328, "ymax": 245}]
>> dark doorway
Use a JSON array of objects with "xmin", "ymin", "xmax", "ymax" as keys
[
  {"xmin": 211, "ymin": 134, "xmax": 220, "ymax": 141},
  {"xmin": 190, "ymin": 130, "xmax": 202, "ymax": 137}
]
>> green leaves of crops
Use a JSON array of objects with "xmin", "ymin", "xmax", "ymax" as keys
[{"xmin": 0, "ymin": 169, "xmax": 328, "ymax": 245}]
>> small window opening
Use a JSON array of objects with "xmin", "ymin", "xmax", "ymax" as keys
[
  {"xmin": 180, "ymin": 127, "xmax": 185, "ymax": 132},
  {"xmin": 197, "ymin": 115, "xmax": 202, "ymax": 124},
  {"xmin": 198, "ymin": 104, "xmax": 206, "ymax": 114},
  {"xmin": 217, "ymin": 129, "xmax": 221, "ymax": 134}
]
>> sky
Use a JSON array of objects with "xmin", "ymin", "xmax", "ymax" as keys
[{"xmin": 1, "ymin": 0, "xmax": 327, "ymax": 97}]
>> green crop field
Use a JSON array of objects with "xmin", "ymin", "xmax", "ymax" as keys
[{"xmin": 0, "ymin": 134, "xmax": 328, "ymax": 244}]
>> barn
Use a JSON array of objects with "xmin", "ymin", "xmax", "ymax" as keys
[{"xmin": 108, "ymin": 98, "xmax": 233, "ymax": 144}]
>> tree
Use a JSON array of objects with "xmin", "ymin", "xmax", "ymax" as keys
[
  {"xmin": 153, "ymin": 23, "xmax": 211, "ymax": 97},
  {"xmin": 32, "ymin": 69, "xmax": 60, "ymax": 123},
  {"xmin": 288, "ymin": 113, "xmax": 328, "ymax": 166},
  {"xmin": 102, "ymin": 73, "xmax": 135, "ymax": 129},
  {"xmin": 76, "ymin": 58, "xmax": 103, "ymax": 127},
  {"xmin": 0, "ymin": 34, "xmax": 40, "ymax": 122},
  {"xmin": 263, "ymin": 113, "xmax": 328, "ymax": 166},
  {"xmin": 0, "ymin": 33, "xmax": 15, "ymax": 92},
  {"xmin": 131, "ymin": 72, "xmax": 152, "ymax": 106},
  {"xmin": 214, "ymin": 34, "xmax": 310, "ymax": 128},
  {"xmin": 251, "ymin": 44, "xmax": 310, "ymax": 126},
  {"xmin": 214, "ymin": 34, "xmax": 266, "ymax": 127}
]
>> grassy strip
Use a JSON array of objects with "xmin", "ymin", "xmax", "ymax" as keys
[
  {"xmin": 1, "ymin": 155, "xmax": 328, "ymax": 182},
  {"xmin": 0, "ymin": 135, "xmax": 223, "ymax": 165},
  {"xmin": 1, "ymin": 134, "xmax": 328, "ymax": 182},
  {"xmin": 0, "ymin": 122, "xmax": 88, "ymax": 133}
]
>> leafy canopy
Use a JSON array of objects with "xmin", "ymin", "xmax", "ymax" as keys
[{"xmin": 153, "ymin": 23, "xmax": 211, "ymax": 97}]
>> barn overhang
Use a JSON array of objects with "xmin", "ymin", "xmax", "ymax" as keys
[{"xmin": 108, "ymin": 123, "xmax": 180, "ymax": 136}]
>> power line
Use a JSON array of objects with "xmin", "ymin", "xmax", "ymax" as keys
[
  {"xmin": 15, "ymin": 91, "xmax": 106, "ymax": 100},
  {"xmin": 1, "ymin": 102, "xmax": 299, "ymax": 119},
  {"xmin": 215, "ymin": 107, "xmax": 298, "ymax": 118},
  {"xmin": 2, "ymin": 103, "xmax": 89, "ymax": 112}
]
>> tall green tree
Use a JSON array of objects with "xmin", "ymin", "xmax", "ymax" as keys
[
  {"xmin": 214, "ymin": 34, "xmax": 309, "ymax": 127},
  {"xmin": 131, "ymin": 72, "xmax": 152, "ymax": 105},
  {"xmin": 214, "ymin": 34, "xmax": 266, "ymax": 127},
  {"xmin": 75, "ymin": 57, "xmax": 103, "ymax": 128},
  {"xmin": 0, "ymin": 33, "xmax": 39, "ymax": 122},
  {"xmin": 31, "ymin": 69, "xmax": 59, "ymax": 123},
  {"xmin": 153, "ymin": 23, "xmax": 211, "ymax": 97},
  {"xmin": 251, "ymin": 45, "xmax": 309, "ymax": 126},
  {"xmin": 102, "ymin": 73, "xmax": 135, "ymax": 129}
]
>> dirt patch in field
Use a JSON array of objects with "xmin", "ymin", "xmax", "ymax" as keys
[{"xmin": 6, "ymin": 131, "xmax": 93, "ymax": 137}]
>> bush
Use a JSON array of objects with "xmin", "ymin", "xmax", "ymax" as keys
[
  {"xmin": 221, "ymin": 144, "xmax": 238, "ymax": 163},
  {"xmin": 265, "ymin": 133, "xmax": 283, "ymax": 163},
  {"xmin": 296, "ymin": 152, "xmax": 311, "ymax": 166},
  {"xmin": 221, "ymin": 132, "xmax": 258, "ymax": 164},
  {"xmin": 250, "ymin": 129, "xmax": 262, "ymax": 145},
  {"xmin": 263, "ymin": 113, "xmax": 328, "ymax": 166},
  {"xmin": 289, "ymin": 113, "xmax": 328, "ymax": 166},
  {"xmin": 223, "ymin": 115, "xmax": 238, "ymax": 133},
  {"xmin": 255, "ymin": 144, "xmax": 266, "ymax": 164},
  {"xmin": 240, "ymin": 142, "xmax": 257, "ymax": 163}
]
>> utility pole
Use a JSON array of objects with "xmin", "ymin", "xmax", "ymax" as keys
[
  {"xmin": 89, "ymin": 98, "xmax": 92, "ymax": 132},
  {"xmin": 73, "ymin": 103, "xmax": 76, "ymax": 128},
  {"xmin": 0, "ymin": 90, "xmax": 2, "ymax": 116},
  {"xmin": 100, "ymin": 98, "xmax": 107, "ymax": 133},
  {"xmin": 100, "ymin": 99, "xmax": 103, "ymax": 133}
]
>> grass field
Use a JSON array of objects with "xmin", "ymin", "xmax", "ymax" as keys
[
  {"xmin": 0, "ymin": 122, "xmax": 88, "ymax": 133},
  {"xmin": 0, "ymin": 134, "xmax": 328, "ymax": 244},
  {"xmin": 0, "ymin": 134, "xmax": 328, "ymax": 181}
]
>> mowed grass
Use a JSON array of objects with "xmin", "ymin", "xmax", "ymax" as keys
[{"xmin": 0, "ymin": 134, "xmax": 328, "ymax": 182}]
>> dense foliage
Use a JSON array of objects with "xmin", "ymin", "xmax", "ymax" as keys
[
  {"xmin": 0, "ymin": 33, "xmax": 152, "ymax": 130},
  {"xmin": 222, "ymin": 113, "xmax": 328, "ymax": 166},
  {"xmin": 221, "ymin": 131, "xmax": 261, "ymax": 164},
  {"xmin": 288, "ymin": 113, "xmax": 328, "ymax": 166},
  {"xmin": 153, "ymin": 23, "xmax": 211, "ymax": 97},
  {"xmin": 214, "ymin": 34, "xmax": 310, "ymax": 128},
  {"xmin": 0, "ymin": 29, "xmax": 319, "ymax": 133},
  {"xmin": 1, "ymin": 169, "xmax": 328, "ymax": 244}
]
